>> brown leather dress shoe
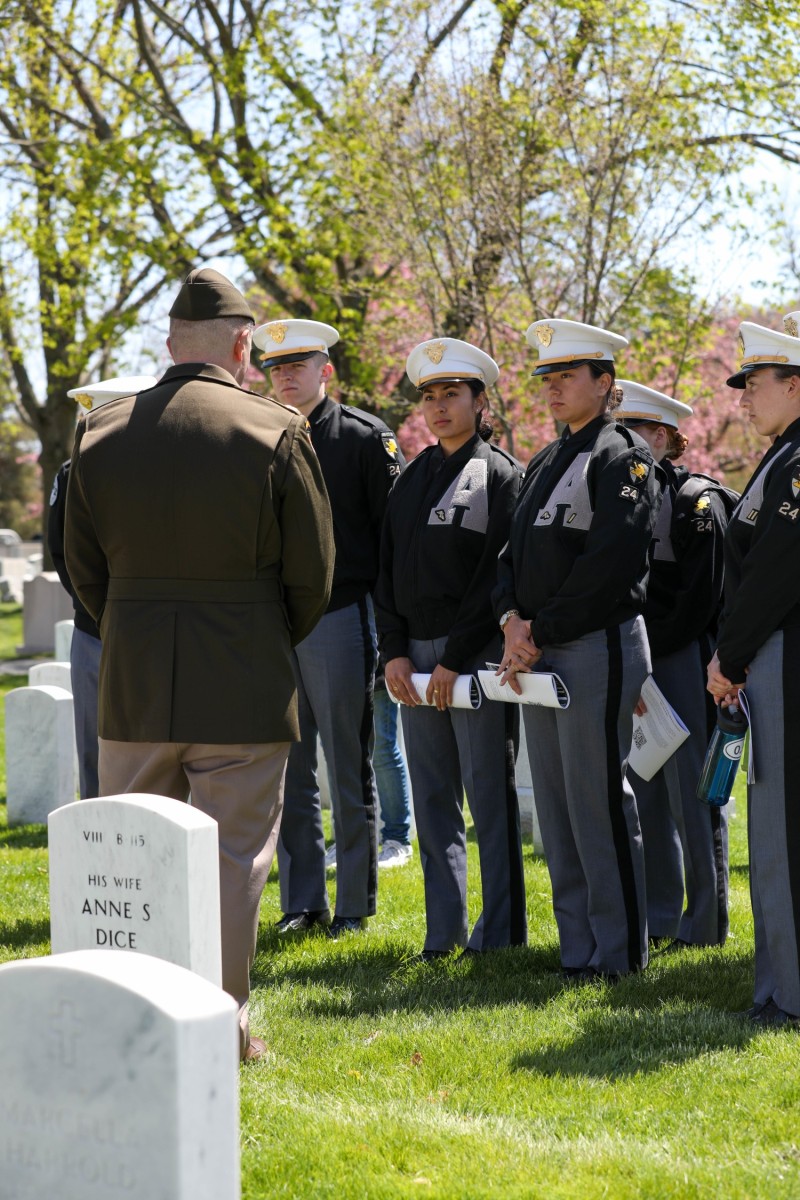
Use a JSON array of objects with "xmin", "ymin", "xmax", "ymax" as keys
[{"xmin": 242, "ymin": 1035, "xmax": 267, "ymax": 1064}]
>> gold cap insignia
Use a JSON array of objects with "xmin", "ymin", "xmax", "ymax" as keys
[
  {"xmin": 629, "ymin": 461, "xmax": 647, "ymax": 483},
  {"xmin": 737, "ymin": 333, "xmax": 745, "ymax": 362},
  {"xmin": 424, "ymin": 341, "xmax": 445, "ymax": 364},
  {"xmin": 74, "ymin": 392, "xmax": 93, "ymax": 411},
  {"xmin": 785, "ymin": 316, "xmax": 799, "ymax": 338},
  {"xmin": 267, "ymin": 322, "xmax": 288, "ymax": 344},
  {"xmin": 536, "ymin": 324, "xmax": 554, "ymax": 347}
]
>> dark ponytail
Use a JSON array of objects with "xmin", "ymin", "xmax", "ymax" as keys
[{"xmin": 467, "ymin": 379, "xmax": 494, "ymax": 442}]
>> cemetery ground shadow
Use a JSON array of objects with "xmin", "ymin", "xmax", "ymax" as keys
[
  {"xmin": 250, "ymin": 939, "xmax": 566, "ymax": 1016},
  {"xmin": 0, "ymin": 916, "xmax": 50, "ymax": 950},
  {"xmin": 0, "ymin": 819, "xmax": 48, "ymax": 850},
  {"xmin": 514, "ymin": 948, "xmax": 757, "ymax": 1078}
]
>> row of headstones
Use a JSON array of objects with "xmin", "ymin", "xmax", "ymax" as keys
[
  {"xmin": 5, "ymin": 617, "xmax": 542, "ymax": 847},
  {"xmin": 5, "ymin": 620, "xmax": 79, "ymax": 826},
  {"xmin": 0, "ymin": 793, "xmax": 241, "ymax": 1198}
]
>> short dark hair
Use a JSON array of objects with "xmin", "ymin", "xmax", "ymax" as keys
[{"xmin": 772, "ymin": 365, "xmax": 800, "ymax": 382}]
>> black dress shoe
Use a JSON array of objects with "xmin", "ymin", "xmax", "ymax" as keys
[
  {"xmin": 275, "ymin": 908, "xmax": 331, "ymax": 933},
  {"xmin": 661, "ymin": 938, "xmax": 692, "ymax": 954},
  {"xmin": 415, "ymin": 949, "xmax": 449, "ymax": 963},
  {"xmin": 750, "ymin": 999, "xmax": 800, "ymax": 1028},
  {"xmin": 326, "ymin": 915, "xmax": 367, "ymax": 938},
  {"xmin": 734, "ymin": 999, "xmax": 772, "ymax": 1021},
  {"xmin": 561, "ymin": 965, "xmax": 597, "ymax": 981}
]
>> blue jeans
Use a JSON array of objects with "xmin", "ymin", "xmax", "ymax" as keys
[{"xmin": 373, "ymin": 686, "xmax": 411, "ymax": 844}]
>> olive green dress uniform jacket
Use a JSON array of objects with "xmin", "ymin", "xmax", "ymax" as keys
[{"xmin": 64, "ymin": 363, "xmax": 334, "ymax": 746}]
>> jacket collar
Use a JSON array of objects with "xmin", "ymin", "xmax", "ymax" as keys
[{"xmin": 159, "ymin": 362, "xmax": 245, "ymax": 390}]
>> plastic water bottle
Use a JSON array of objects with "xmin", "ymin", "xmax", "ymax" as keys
[{"xmin": 696, "ymin": 703, "xmax": 747, "ymax": 806}]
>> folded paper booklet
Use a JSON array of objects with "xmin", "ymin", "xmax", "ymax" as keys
[
  {"xmin": 478, "ymin": 668, "xmax": 570, "ymax": 709},
  {"xmin": 388, "ymin": 673, "xmax": 483, "ymax": 710},
  {"xmin": 736, "ymin": 688, "xmax": 754, "ymax": 784},
  {"xmin": 629, "ymin": 676, "xmax": 689, "ymax": 781}
]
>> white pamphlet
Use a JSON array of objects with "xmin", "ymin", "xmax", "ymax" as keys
[
  {"xmin": 388, "ymin": 673, "xmax": 482, "ymax": 709},
  {"xmin": 629, "ymin": 676, "xmax": 689, "ymax": 781},
  {"xmin": 736, "ymin": 688, "xmax": 754, "ymax": 784},
  {"xmin": 477, "ymin": 668, "xmax": 570, "ymax": 709}
]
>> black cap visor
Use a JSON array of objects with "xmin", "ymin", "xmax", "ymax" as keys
[
  {"xmin": 532, "ymin": 358, "xmax": 614, "ymax": 378},
  {"xmin": 261, "ymin": 348, "xmax": 329, "ymax": 370},
  {"xmin": 726, "ymin": 361, "xmax": 800, "ymax": 389}
]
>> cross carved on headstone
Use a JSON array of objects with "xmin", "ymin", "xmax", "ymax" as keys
[{"xmin": 50, "ymin": 999, "xmax": 82, "ymax": 1067}]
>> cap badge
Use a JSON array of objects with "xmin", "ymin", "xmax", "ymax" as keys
[
  {"xmin": 74, "ymin": 392, "xmax": 93, "ymax": 411},
  {"xmin": 785, "ymin": 316, "xmax": 799, "ymax": 338},
  {"xmin": 536, "ymin": 324, "xmax": 554, "ymax": 347},
  {"xmin": 425, "ymin": 342, "xmax": 445, "ymax": 364},
  {"xmin": 629, "ymin": 461, "xmax": 647, "ymax": 483},
  {"xmin": 267, "ymin": 322, "xmax": 287, "ymax": 344}
]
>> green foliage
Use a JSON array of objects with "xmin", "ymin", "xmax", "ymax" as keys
[{"xmin": 0, "ymin": 421, "xmax": 40, "ymax": 537}]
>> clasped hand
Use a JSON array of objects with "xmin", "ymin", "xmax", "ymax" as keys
[{"xmin": 496, "ymin": 614, "xmax": 541, "ymax": 695}]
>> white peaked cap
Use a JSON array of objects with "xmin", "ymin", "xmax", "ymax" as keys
[
  {"xmin": 67, "ymin": 375, "xmax": 158, "ymax": 411},
  {"xmin": 727, "ymin": 318, "xmax": 800, "ymax": 388},
  {"xmin": 616, "ymin": 380, "xmax": 693, "ymax": 428},
  {"xmin": 253, "ymin": 319, "xmax": 339, "ymax": 367},
  {"xmin": 783, "ymin": 311, "xmax": 800, "ymax": 338},
  {"xmin": 525, "ymin": 318, "xmax": 628, "ymax": 374},
  {"xmin": 406, "ymin": 338, "xmax": 499, "ymax": 389}
]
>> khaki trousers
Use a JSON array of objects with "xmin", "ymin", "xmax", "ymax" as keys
[{"xmin": 99, "ymin": 738, "xmax": 290, "ymax": 1057}]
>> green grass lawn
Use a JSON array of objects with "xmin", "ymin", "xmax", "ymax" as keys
[{"xmin": 1, "ymin": 589, "xmax": 798, "ymax": 1198}]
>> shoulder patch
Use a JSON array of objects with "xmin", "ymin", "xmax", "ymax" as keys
[
  {"xmin": 629, "ymin": 459, "xmax": 649, "ymax": 484},
  {"xmin": 381, "ymin": 431, "xmax": 399, "ymax": 459},
  {"xmin": 49, "ymin": 476, "xmax": 59, "ymax": 507},
  {"xmin": 693, "ymin": 494, "xmax": 711, "ymax": 515},
  {"xmin": 791, "ymin": 465, "xmax": 800, "ymax": 501}
]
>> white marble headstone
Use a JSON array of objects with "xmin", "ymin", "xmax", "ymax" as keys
[
  {"xmin": 0, "ymin": 950, "xmax": 240, "ymax": 1200},
  {"xmin": 55, "ymin": 617, "xmax": 75, "ymax": 662},
  {"xmin": 515, "ymin": 735, "xmax": 544, "ymax": 854},
  {"xmin": 5, "ymin": 684, "xmax": 77, "ymax": 825},
  {"xmin": 18, "ymin": 571, "xmax": 74, "ymax": 654},
  {"xmin": 49, "ymin": 793, "xmax": 222, "ymax": 986},
  {"xmin": 29, "ymin": 659, "xmax": 73, "ymax": 693}
]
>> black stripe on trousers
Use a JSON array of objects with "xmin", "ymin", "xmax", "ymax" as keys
[
  {"xmin": 502, "ymin": 702, "xmax": 527, "ymax": 945},
  {"xmin": 356, "ymin": 596, "xmax": 379, "ymax": 915},
  {"xmin": 604, "ymin": 625, "xmax": 642, "ymax": 972},
  {"xmin": 697, "ymin": 633, "xmax": 729, "ymax": 944},
  {"xmin": 782, "ymin": 626, "xmax": 800, "ymax": 980}
]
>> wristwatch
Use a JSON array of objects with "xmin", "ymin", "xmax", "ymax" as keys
[{"xmin": 499, "ymin": 608, "xmax": 520, "ymax": 630}]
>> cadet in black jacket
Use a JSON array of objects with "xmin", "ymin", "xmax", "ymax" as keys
[
  {"xmin": 708, "ymin": 313, "xmax": 800, "ymax": 1026},
  {"xmin": 49, "ymin": 374, "xmax": 157, "ymax": 798},
  {"xmin": 254, "ymin": 319, "xmax": 404, "ymax": 938},
  {"xmin": 617, "ymin": 380, "xmax": 729, "ymax": 949},
  {"xmin": 375, "ymin": 338, "xmax": 527, "ymax": 958},
  {"xmin": 494, "ymin": 319, "xmax": 661, "ymax": 979}
]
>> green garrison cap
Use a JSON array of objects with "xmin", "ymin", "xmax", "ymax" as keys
[{"xmin": 169, "ymin": 268, "xmax": 254, "ymax": 322}]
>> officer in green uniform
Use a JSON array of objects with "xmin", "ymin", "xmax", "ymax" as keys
[{"xmin": 65, "ymin": 268, "xmax": 334, "ymax": 1061}]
